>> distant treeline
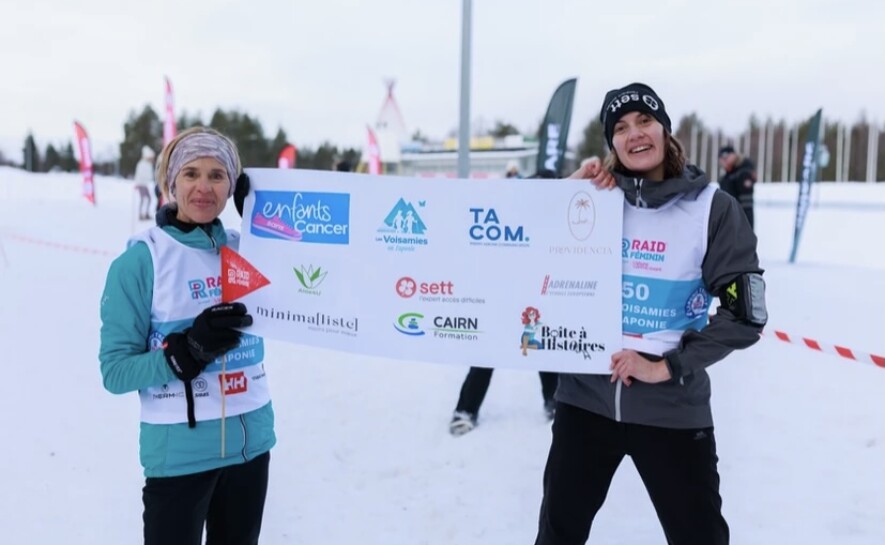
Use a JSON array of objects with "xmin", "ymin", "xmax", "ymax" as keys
[
  {"xmin": 576, "ymin": 113, "xmax": 885, "ymax": 182},
  {"xmin": 7, "ymin": 105, "xmax": 883, "ymax": 182},
  {"xmin": 11, "ymin": 105, "xmax": 361, "ymax": 177}
]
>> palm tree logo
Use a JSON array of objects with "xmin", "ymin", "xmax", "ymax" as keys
[
  {"xmin": 572, "ymin": 197, "xmax": 591, "ymax": 225},
  {"xmin": 568, "ymin": 191, "xmax": 595, "ymax": 241}
]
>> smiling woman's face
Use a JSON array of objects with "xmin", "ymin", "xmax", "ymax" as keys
[
  {"xmin": 173, "ymin": 157, "xmax": 230, "ymax": 224},
  {"xmin": 612, "ymin": 111, "xmax": 666, "ymax": 180}
]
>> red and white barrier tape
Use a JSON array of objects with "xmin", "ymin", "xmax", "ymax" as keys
[
  {"xmin": 764, "ymin": 329, "xmax": 885, "ymax": 369},
  {"xmin": 6, "ymin": 233, "xmax": 885, "ymax": 370},
  {"xmin": 6, "ymin": 233, "xmax": 116, "ymax": 257}
]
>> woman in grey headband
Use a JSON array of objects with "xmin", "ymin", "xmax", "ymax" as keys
[{"xmin": 99, "ymin": 126, "xmax": 276, "ymax": 545}]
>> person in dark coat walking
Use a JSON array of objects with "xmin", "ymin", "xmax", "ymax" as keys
[{"xmin": 717, "ymin": 145, "xmax": 757, "ymax": 229}]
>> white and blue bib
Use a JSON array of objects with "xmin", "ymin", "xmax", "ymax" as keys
[
  {"xmin": 621, "ymin": 185, "xmax": 716, "ymax": 355},
  {"xmin": 131, "ymin": 227, "xmax": 270, "ymax": 425}
]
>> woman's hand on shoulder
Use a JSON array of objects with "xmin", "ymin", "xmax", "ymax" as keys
[{"xmin": 568, "ymin": 156, "xmax": 616, "ymax": 190}]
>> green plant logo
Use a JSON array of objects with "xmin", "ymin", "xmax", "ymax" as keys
[{"xmin": 294, "ymin": 265, "xmax": 328, "ymax": 293}]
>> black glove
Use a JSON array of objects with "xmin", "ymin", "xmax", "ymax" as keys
[
  {"xmin": 234, "ymin": 173, "xmax": 250, "ymax": 217},
  {"xmin": 163, "ymin": 332, "xmax": 207, "ymax": 381},
  {"xmin": 162, "ymin": 303, "xmax": 254, "ymax": 381}
]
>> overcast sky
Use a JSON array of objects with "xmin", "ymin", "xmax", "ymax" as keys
[{"xmin": 1, "ymin": 0, "xmax": 883, "ymax": 161}]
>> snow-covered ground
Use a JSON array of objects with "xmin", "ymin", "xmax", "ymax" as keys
[{"xmin": 0, "ymin": 167, "xmax": 882, "ymax": 544}]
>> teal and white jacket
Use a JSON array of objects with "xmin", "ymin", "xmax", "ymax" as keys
[{"xmin": 99, "ymin": 211, "xmax": 275, "ymax": 478}]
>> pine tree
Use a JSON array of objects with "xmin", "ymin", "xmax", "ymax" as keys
[
  {"xmin": 60, "ymin": 142, "xmax": 78, "ymax": 172},
  {"xmin": 177, "ymin": 111, "xmax": 204, "ymax": 131},
  {"xmin": 43, "ymin": 143, "xmax": 61, "ymax": 172},
  {"xmin": 120, "ymin": 105, "xmax": 162, "ymax": 177},
  {"xmin": 209, "ymin": 109, "xmax": 271, "ymax": 167},
  {"xmin": 23, "ymin": 133, "xmax": 40, "ymax": 172},
  {"xmin": 576, "ymin": 118, "xmax": 606, "ymax": 162},
  {"xmin": 268, "ymin": 128, "xmax": 289, "ymax": 166},
  {"xmin": 489, "ymin": 120, "xmax": 519, "ymax": 138},
  {"xmin": 296, "ymin": 143, "xmax": 337, "ymax": 170}
]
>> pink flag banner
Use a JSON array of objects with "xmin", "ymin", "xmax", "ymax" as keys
[
  {"xmin": 73, "ymin": 121, "xmax": 95, "ymax": 205},
  {"xmin": 163, "ymin": 76, "xmax": 177, "ymax": 147},
  {"xmin": 367, "ymin": 126, "xmax": 381, "ymax": 175}
]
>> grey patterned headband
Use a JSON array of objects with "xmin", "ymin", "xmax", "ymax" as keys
[{"xmin": 167, "ymin": 132, "xmax": 239, "ymax": 197}]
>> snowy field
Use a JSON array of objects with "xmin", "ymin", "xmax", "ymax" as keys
[{"xmin": 0, "ymin": 167, "xmax": 883, "ymax": 544}]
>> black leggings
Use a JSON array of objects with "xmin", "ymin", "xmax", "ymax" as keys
[
  {"xmin": 535, "ymin": 403, "xmax": 728, "ymax": 545},
  {"xmin": 454, "ymin": 366, "xmax": 558, "ymax": 415},
  {"xmin": 143, "ymin": 452, "xmax": 270, "ymax": 545}
]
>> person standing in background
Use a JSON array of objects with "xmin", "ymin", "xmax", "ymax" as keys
[
  {"xmin": 133, "ymin": 145, "xmax": 155, "ymax": 220},
  {"xmin": 717, "ymin": 145, "xmax": 757, "ymax": 229}
]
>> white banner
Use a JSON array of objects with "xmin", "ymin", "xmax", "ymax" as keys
[{"xmin": 237, "ymin": 169, "xmax": 624, "ymax": 373}]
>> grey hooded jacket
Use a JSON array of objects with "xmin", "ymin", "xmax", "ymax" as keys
[{"xmin": 555, "ymin": 165, "xmax": 764, "ymax": 429}]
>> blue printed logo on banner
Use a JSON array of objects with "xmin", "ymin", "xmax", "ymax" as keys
[
  {"xmin": 376, "ymin": 198, "xmax": 428, "ymax": 251},
  {"xmin": 394, "ymin": 312, "xmax": 426, "ymax": 336},
  {"xmin": 251, "ymin": 190, "xmax": 350, "ymax": 244},
  {"xmin": 469, "ymin": 207, "xmax": 530, "ymax": 247}
]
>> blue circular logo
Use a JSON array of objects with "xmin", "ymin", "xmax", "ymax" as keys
[
  {"xmin": 684, "ymin": 288, "xmax": 710, "ymax": 319},
  {"xmin": 394, "ymin": 312, "xmax": 425, "ymax": 336},
  {"xmin": 148, "ymin": 331, "xmax": 165, "ymax": 352}
]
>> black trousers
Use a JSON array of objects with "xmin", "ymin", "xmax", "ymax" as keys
[
  {"xmin": 535, "ymin": 403, "xmax": 728, "ymax": 545},
  {"xmin": 454, "ymin": 366, "xmax": 558, "ymax": 415},
  {"xmin": 143, "ymin": 452, "xmax": 270, "ymax": 545}
]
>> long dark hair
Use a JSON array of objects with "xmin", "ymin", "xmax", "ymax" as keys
[{"xmin": 603, "ymin": 133, "xmax": 687, "ymax": 180}]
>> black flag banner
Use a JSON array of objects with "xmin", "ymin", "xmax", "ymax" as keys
[{"xmin": 535, "ymin": 78, "xmax": 577, "ymax": 177}]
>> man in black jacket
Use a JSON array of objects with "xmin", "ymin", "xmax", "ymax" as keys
[{"xmin": 718, "ymin": 146, "xmax": 757, "ymax": 229}]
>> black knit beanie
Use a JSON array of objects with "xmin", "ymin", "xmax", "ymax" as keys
[{"xmin": 599, "ymin": 83, "xmax": 671, "ymax": 148}]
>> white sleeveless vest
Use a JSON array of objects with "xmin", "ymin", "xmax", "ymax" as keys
[
  {"xmin": 131, "ymin": 227, "xmax": 271, "ymax": 425},
  {"xmin": 621, "ymin": 185, "xmax": 716, "ymax": 356}
]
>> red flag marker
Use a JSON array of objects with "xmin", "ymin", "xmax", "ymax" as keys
[
  {"xmin": 219, "ymin": 245, "xmax": 269, "ymax": 457},
  {"xmin": 221, "ymin": 246, "xmax": 270, "ymax": 303},
  {"xmin": 277, "ymin": 143, "xmax": 297, "ymax": 169}
]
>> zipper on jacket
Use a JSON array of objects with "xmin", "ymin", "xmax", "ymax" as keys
[
  {"xmin": 239, "ymin": 414, "xmax": 248, "ymax": 461},
  {"xmin": 200, "ymin": 224, "xmax": 219, "ymax": 253},
  {"xmin": 614, "ymin": 379, "xmax": 623, "ymax": 422},
  {"xmin": 634, "ymin": 178, "xmax": 647, "ymax": 208}
]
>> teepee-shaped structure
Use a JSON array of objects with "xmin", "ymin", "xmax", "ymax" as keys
[{"xmin": 373, "ymin": 79, "xmax": 408, "ymax": 163}]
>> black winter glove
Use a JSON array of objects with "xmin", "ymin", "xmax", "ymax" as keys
[
  {"xmin": 162, "ymin": 303, "xmax": 254, "ymax": 381},
  {"xmin": 163, "ymin": 332, "xmax": 207, "ymax": 382},
  {"xmin": 234, "ymin": 173, "xmax": 250, "ymax": 217}
]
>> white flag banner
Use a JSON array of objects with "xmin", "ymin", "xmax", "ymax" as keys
[{"xmin": 236, "ymin": 168, "xmax": 624, "ymax": 374}]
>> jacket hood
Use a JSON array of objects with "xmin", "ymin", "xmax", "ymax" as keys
[{"xmin": 615, "ymin": 164, "xmax": 710, "ymax": 208}]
